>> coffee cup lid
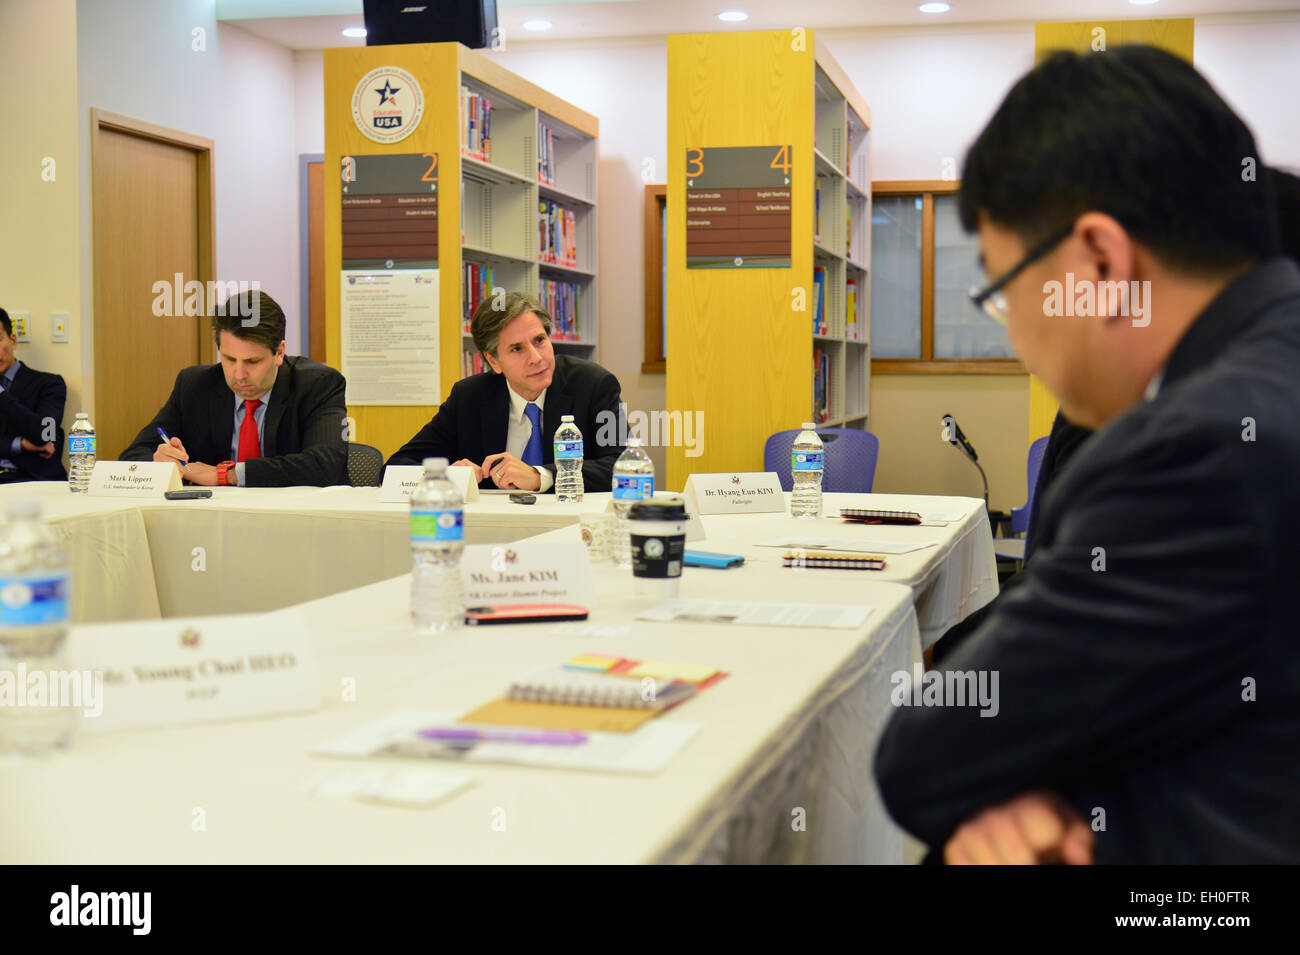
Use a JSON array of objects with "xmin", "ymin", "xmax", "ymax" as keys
[{"xmin": 628, "ymin": 498, "xmax": 688, "ymax": 522}]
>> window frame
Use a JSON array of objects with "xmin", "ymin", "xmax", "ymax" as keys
[
  {"xmin": 871, "ymin": 179, "xmax": 1026, "ymax": 375},
  {"xmin": 642, "ymin": 184, "xmax": 667, "ymax": 373}
]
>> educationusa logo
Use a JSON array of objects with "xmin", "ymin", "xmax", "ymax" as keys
[{"xmin": 351, "ymin": 66, "xmax": 424, "ymax": 144}]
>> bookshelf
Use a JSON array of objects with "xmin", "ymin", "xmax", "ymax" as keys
[
  {"xmin": 666, "ymin": 32, "xmax": 870, "ymax": 488},
  {"xmin": 325, "ymin": 43, "xmax": 598, "ymax": 457}
]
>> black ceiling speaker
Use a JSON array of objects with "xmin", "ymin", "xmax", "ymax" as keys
[{"xmin": 363, "ymin": 1, "xmax": 499, "ymax": 49}]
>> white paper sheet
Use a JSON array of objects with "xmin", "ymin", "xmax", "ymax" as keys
[
  {"xmin": 636, "ymin": 598, "xmax": 873, "ymax": 630},
  {"xmin": 754, "ymin": 536, "xmax": 935, "ymax": 555}
]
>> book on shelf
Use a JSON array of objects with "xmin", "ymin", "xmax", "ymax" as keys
[
  {"xmin": 462, "ymin": 349, "xmax": 486, "ymax": 378},
  {"xmin": 814, "ymin": 178, "xmax": 821, "ymax": 241},
  {"xmin": 846, "ymin": 276, "xmax": 857, "ymax": 338},
  {"xmin": 461, "ymin": 262, "xmax": 496, "ymax": 333},
  {"xmin": 538, "ymin": 199, "xmax": 577, "ymax": 268},
  {"xmin": 813, "ymin": 347, "xmax": 831, "ymax": 424},
  {"xmin": 813, "ymin": 266, "xmax": 826, "ymax": 336},
  {"xmin": 537, "ymin": 119, "xmax": 556, "ymax": 186},
  {"xmin": 460, "ymin": 85, "xmax": 492, "ymax": 162},
  {"xmin": 539, "ymin": 277, "xmax": 581, "ymax": 342},
  {"xmin": 846, "ymin": 202, "xmax": 852, "ymax": 258}
]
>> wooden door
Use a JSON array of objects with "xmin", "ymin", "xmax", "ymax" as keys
[
  {"xmin": 92, "ymin": 112, "xmax": 214, "ymax": 460},
  {"xmin": 308, "ymin": 160, "xmax": 326, "ymax": 362}
]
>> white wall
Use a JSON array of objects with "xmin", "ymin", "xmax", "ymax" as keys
[
  {"xmin": 75, "ymin": 0, "xmax": 303, "ymax": 414},
  {"xmin": 294, "ymin": 49, "xmax": 325, "ymax": 157}
]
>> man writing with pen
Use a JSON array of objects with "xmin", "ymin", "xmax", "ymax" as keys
[{"xmin": 119, "ymin": 291, "xmax": 348, "ymax": 487}]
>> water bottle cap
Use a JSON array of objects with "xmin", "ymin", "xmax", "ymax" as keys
[
  {"xmin": 422, "ymin": 457, "xmax": 449, "ymax": 472},
  {"xmin": 76, "ymin": 412, "xmax": 89, "ymax": 419},
  {"xmin": 6, "ymin": 499, "xmax": 41, "ymax": 520},
  {"xmin": 561, "ymin": 414, "xmax": 574, "ymax": 422},
  {"xmin": 802, "ymin": 422, "xmax": 816, "ymax": 430},
  {"xmin": 626, "ymin": 437, "xmax": 642, "ymax": 448}
]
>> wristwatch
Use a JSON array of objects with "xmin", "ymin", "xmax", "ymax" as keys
[{"xmin": 216, "ymin": 461, "xmax": 237, "ymax": 487}]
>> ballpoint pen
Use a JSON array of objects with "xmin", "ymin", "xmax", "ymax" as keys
[{"xmin": 155, "ymin": 427, "xmax": 188, "ymax": 466}]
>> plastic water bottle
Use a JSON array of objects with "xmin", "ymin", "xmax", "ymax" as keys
[
  {"xmin": 0, "ymin": 499, "xmax": 77, "ymax": 754},
  {"xmin": 410, "ymin": 457, "xmax": 464, "ymax": 631},
  {"xmin": 68, "ymin": 413, "xmax": 96, "ymax": 493},
  {"xmin": 553, "ymin": 414, "xmax": 584, "ymax": 503},
  {"xmin": 791, "ymin": 422, "xmax": 824, "ymax": 519},
  {"xmin": 611, "ymin": 438, "xmax": 655, "ymax": 567}
]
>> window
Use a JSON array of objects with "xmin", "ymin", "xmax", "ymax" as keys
[
  {"xmin": 871, "ymin": 181, "xmax": 1025, "ymax": 373},
  {"xmin": 643, "ymin": 184, "xmax": 667, "ymax": 373}
]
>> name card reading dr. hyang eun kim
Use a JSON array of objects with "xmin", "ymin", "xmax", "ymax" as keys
[{"xmin": 683, "ymin": 472, "xmax": 785, "ymax": 515}]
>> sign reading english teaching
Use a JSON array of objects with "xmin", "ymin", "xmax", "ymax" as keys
[{"xmin": 685, "ymin": 145, "xmax": 793, "ymax": 269}]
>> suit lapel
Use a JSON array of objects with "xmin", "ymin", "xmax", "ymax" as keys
[
  {"xmin": 541, "ymin": 357, "xmax": 573, "ymax": 466},
  {"xmin": 210, "ymin": 367, "xmax": 235, "ymax": 463},
  {"xmin": 260, "ymin": 359, "xmax": 293, "ymax": 458},
  {"xmin": 480, "ymin": 373, "xmax": 509, "ymax": 460}
]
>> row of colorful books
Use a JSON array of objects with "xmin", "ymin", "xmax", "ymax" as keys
[
  {"xmin": 539, "ymin": 200, "xmax": 578, "ymax": 267},
  {"xmin": 461, "ymin": 262, "xmax": 496, "ymax": 333},
  {"xmin": 461, "ymin": 348, "xmax": 487, "ymax": 378},
  {"xmin": 539, "ymin": 277, "xmax": 582, "ymax": 341},
  {"xmin": 538, "ymin": 120, "xmax": 557, "ymax": 186},
  {"xmin": 460, "ymin": 85, "xmax": 492, "ymax": 162},
  {"xmin": 813, "ymin": 266, "xmax": 827, "ymax": 335},
  {"xmin": 813, "ymin": 347, "xmax": 832, "ymax": 424}
]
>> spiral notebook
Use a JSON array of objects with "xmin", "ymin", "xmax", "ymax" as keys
[{"xmin": 505, "ymin": 666, "xmax": 696, "ymax": 711}]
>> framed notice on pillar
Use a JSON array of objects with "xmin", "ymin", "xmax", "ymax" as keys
[
  {"xmin": 339, "ymin": 151, "xmax": 440, "ymax": 405},
  {"xmin": 685, "ymin": 145, "xmax": 792, "ymax": 269}
]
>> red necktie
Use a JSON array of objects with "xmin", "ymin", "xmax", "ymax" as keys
[{"xmin": 237, "ymin": 399, "xmax": 261, "ymax": 462}]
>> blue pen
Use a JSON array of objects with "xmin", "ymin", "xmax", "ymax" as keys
[{"xmin": 155, "ymin": 427, "xmax": 188, "ymax": 465}]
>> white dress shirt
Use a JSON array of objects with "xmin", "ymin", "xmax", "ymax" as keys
[{"xmin": 503, "ymin": 383, "xmax": 553, "ymax": 492}]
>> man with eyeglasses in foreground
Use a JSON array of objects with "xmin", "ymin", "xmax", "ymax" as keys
[{"xmin": 874, "ymin": 46, "xmax": 1300, "ymax": 864}]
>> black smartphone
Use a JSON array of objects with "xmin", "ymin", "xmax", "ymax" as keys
[
  {"xmin": 509, "ymin": 492, "xmax": 537, "ymax": 504},
  {"xmin": 164, "ymin": 490, "xmax": 213, "ymax": 500}
]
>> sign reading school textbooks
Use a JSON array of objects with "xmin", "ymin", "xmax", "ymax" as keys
[
  {"xmin": 685, "ymin": 145, "xmax": 792, "ymax": 269},
  {"xmin": 87, "ymin": 461, "xmax": 183, "ymax": 498}
]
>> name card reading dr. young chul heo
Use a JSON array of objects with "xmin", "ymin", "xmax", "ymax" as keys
[
  {"xmin": 87, "ymin": 461, "xmax": 184, "ymax": 498},
  {"xmin": 379, "ymin": 464, "xmax": 479, "ymax": 502},
  {"xmin": 65, "ymin": 610, "xmax": 319, "ymax": 733},
  {"xmin": 460, "ymin": 541, "xmax": 593, "ymax": 608},
  {"xmin": 683, "ymin": 472, "xmax": 785, "ymax": 515}
]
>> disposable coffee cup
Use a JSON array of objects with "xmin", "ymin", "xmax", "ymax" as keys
[{"xmin": 628, "ymin": 498, "xmax": 688, "ymax": 597}]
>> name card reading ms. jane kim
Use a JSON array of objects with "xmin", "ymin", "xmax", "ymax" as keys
[{"xmin": 460, "ymin": 542, "xmax": 593, "ymax": 608}]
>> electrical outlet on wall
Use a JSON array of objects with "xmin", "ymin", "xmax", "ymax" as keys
[
  {"xmin": 51, "ymin": 313, "xmax": 70, "ymax": 343},
  {"xmin": 10, "ymin": 312, "xmax": 30, "ymax": 343}
]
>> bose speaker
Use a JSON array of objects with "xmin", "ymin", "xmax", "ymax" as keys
[{"xmin": 363, "ymin": 1, "xmax": 499, "ymax": 49}]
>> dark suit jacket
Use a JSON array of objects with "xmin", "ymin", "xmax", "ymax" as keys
[
  {"xmin": 876, "ymin": 258, "xmax": 1300, "ymax": 863},
  {"xmin": 386, "ymin": 354, "xmax": 625, "ymax": 491},
  {"xmin": 0, "ymin": 362, "xmax": 68, "ymax": 481},
  {"xmin": 119, "ymin": 357, "xmax": 347, "ymax": 487}
]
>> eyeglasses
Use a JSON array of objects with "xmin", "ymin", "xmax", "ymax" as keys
[{"xmin": 968, "ymin": 223, "xmax": 1074, "ymax": 325}]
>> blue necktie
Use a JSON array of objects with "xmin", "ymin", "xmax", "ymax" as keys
[{"xmin": 522, "ymin": 403, "xmax": 543, "ymax": 466}]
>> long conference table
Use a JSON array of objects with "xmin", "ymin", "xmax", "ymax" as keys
[{"xmin": 1, "ymin": 482, "xmax": 998, "ymax": 864}]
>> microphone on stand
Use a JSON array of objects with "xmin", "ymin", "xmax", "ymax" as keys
[{"xmin": 941, "ymin": 414, "xmax": 989, "ymax": 510}]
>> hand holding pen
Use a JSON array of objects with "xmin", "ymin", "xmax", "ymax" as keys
[{"xmin": 153, "ymin": 427, "xmax": 190, "ymax": 470}]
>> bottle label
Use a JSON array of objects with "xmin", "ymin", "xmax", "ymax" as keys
[
  {"xmin": 554, "ymin": 440, "xmax": 583, "ymax": 460},
  {"xmin": 410, "ymin": 508, "xmax": 463, "ymax": 542},
  {"xmin": 791, "ymin": 451, "xmax": 824, "ymax": 472},
  {"xmin": 613, "ymin": 475, "xmax": 654, "ymax": 501},
  {"xmin": 0, "ymin": 574, "xmax": 70, "ymax": 626},
  {"xmin": 68, "ymin": 435, "xmax": 96, "ymax": 454}
]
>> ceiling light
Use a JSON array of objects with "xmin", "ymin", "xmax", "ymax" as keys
[
  {"xmin": 522, "ymin": 19, "xmax": 553, "ymax": 31},
  {"xmin": 717, "ymin": 10, "xmax": 749, "ymax": 22},
  {"xmin": 918, "ymin": 2, "xmax": 951, "ymax": 12},
  {"xmin": 1130, "ymin": 0, "xmax": 1160, "ymax": 5},
  {"xmin": 341, "ymin": 26, "xmax": 367, "ymax": 38}
]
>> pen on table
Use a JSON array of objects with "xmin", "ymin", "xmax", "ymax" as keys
[
  {"xmin": 155, "ymin": 427, "xmax": 188, "ymax": 466},
  {"xmin": 417, "ymin": 727, "xmax": 588, "ymax": 746}
]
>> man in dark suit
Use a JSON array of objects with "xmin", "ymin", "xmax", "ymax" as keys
[
  {"xmin": 0, "ymin": 307, "xmax": 68, "ymax": 482},
  {"xmin": 875, "ymin": 46, "xmax": 1300, "ymax": 863},
  {"xmin": 387, "ymin": 291, "xmax": 624, "ymax": 491},
  {"xmin": 120, "ymin": 291, "xmax": 347, "ymax": 487}
]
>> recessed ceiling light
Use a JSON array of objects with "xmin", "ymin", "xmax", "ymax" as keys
[
  {"xmin": 341, "ymin": 26, "xmax": 367, "ymax": 38},
  {"xmin": 1130, "ymin": 0, "xmax": 1160, "ymax": 5},
  {"xmin": 522, "ymin": 19, "xmax": 553, "ymax": 31},
  {"xmin": 717, "ymin": 10, "xmax": 749, "ymax": 22},
  {"xmin": 919, "ymin": 2, "xmax": 951, "ymax": 12}
]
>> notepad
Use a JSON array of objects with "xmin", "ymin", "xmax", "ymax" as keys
[{"xmin": 505, "ymin": 665, "xmax": 695, "ymax": 710}]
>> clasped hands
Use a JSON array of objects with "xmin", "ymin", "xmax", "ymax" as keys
[
  {"xmin": 19, "ymin": 437, "xmax": 55, "ymax": 459},
  {"xmin": 454, "ymin": 452, "xmax": 541, "ymax": 491},
  {"xmin": 944, "ymin": 790, "xmax": 1094, "ymax": 865},
  {"xmin": 153, "ymin": 437, "xmax": 221, "ymax": 486}
]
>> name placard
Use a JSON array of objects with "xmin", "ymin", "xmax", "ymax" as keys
[
  {"xmin": 379, "ymin": 465, "xmax": 479, "ymax": 503},
  {"xmin": 65, "ymin": 610, "xmax": 319, "ymax": 733},
  {"xmin": 683, "ymin": 472, "xmax": 785, "ymax": 515},
  {"xmin": 461, "ymin": 541, "xmax": 594, "ymax": 608},
  {"xmin": 87, "ymin": 460, "xmax": 183, "ymax": 498}
]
